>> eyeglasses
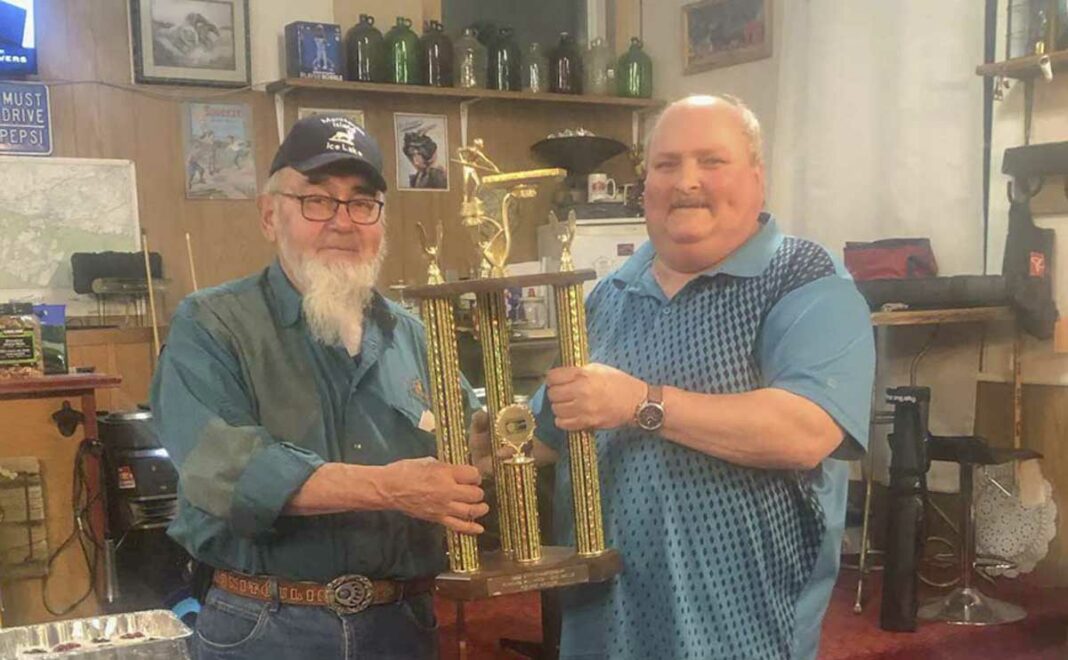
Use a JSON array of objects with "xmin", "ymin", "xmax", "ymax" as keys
[{"xmin": 276, "ymin": 192, "xmax": 384, "ymax": 224}]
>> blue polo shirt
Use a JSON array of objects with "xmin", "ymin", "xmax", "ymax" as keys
[
  {"xmin": 533, "ymin": 215, "xmax": 875, "ymax": 659},
  {"xmin": 151, "ymin": 260, "xmax": 477, "ymax": 582}
]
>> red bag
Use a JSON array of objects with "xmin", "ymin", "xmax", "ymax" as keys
[{"xmin": 843, "ymin": 238, "xmax": 938, "ymax": 281}]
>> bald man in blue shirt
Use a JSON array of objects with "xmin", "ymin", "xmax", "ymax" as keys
[{"xmin": 476, "ymin": 95, "xmax": 875, "ymax": 659}]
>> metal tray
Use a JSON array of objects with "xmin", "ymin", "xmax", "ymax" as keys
[{"xmin": 0, "ymin": 609, "xmax": 191, "ymax": 659}]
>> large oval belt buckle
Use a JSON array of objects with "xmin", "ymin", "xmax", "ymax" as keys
[{"xmin": 326, "ymin": 574, "xmax": 374, "ymax": 615}]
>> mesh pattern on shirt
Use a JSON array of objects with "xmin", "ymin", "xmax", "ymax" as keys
[{"xmin": 571, "ymin": 237, "xmax": 836, "ymax": 659}]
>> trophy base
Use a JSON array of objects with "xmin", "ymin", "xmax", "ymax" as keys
[{"xmin": 435, "ymin": 546, "xmax": 622, "ymax": 601}]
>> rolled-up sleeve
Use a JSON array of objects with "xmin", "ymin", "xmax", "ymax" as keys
[
  {"xmin": 151, "ymin": 300, "xmax": 324, "ymax": 538},
  {"xmin": 758, "ymin": 275, "xmax": 876, "ymax": 460}
]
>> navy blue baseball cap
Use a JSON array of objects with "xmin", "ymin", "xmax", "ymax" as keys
[{"xmin": 269, "ymin": 115, "xmax": 387, "ymax": 191}]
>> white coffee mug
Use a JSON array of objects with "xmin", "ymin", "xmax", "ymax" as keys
[{"xmin": 587, "ymin": 173, "xmax": 617, "ymax": 202}]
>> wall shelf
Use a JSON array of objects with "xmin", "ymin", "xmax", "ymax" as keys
[
  {"xmin": 265, "ymin": 78, "xmax": 664, "ymax": 109},
  {"xmin": 976, "ymin": 50, "xmax": 1068, "ymax": 79},
  {"xmin": 870, "ymin": 306, "xmax": 1014, "ymax": 327}
]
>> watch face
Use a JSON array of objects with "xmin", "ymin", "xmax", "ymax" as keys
[{"xmin": 637, "ymin": 402, "xmax": 664, "ymax": 431}]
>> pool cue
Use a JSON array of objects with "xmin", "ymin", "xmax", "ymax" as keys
[
  {"xmin": 185, "ymin": 232, "xmax": 200, "ymax": 292},
  {"xmin": 141, "ymin": 231, "xmax": 161, "ymax": 360}
]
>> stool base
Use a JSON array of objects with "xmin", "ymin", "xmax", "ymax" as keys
[{"xmin": 918, "ymin": 586, "xmax": 1026, "ymax": 626}]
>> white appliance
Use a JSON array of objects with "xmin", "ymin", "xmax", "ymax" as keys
[{"xmin": 537, "ymin": 218, "xmax": 647, "ymax": 330}]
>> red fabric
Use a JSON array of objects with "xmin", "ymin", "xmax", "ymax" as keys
[{"xmin": 844, "ymin": 239, "xmax": 938, "ymax": 281}]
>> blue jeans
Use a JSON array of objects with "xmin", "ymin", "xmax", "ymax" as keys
[{"xmin": 193, "ymin": 586, "xmax": 438, "ymax": 660}]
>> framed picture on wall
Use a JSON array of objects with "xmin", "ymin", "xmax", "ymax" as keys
[
  {"xmin": 297, "ymin": 107, "xmax": 365, "ymax": 127},
  {"xmin": 393, "ymin": 113, "xmax": 449, "ymax": 192},
  {"xmin": 130, "ymin": 0, "xmax": 251, "ymax": 87},
  {"xmin": 182, "ymin": 102, "xmax": 256, "ymax": 199},
  {"xmin": 682, "ymin": 0, "xmax": 772, "ymax": 75}
]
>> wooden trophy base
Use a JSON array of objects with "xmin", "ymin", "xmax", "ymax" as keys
[{"xmin": 435, "ymin": 546, "xmax": 622, "ymax": 601}]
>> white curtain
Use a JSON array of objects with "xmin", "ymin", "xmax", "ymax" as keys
[
  {"xmin": 766, "ymin": 1, "xmax": 988, "ymax": 490},
  {"xmin": 768, "ymin": 0, "xmax": 986, "ymax": 276}
]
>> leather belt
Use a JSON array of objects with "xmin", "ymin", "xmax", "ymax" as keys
[{"xmin": 212, "ymin": 569, "xmax": 435, "ymax": 615}]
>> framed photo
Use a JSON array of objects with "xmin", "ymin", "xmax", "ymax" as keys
[
  {"xmin": 682, "ymin": 0, "xmax": 772, "ymax": 75},
  {"xmin": 297, "ymin": 107, "xmax": 365, "ymax": 127},
  {"xmin": 130, "ymin": 0, "xmax": 251, "ymax": 87},
  {"xmin": 182, "ymin": 102, "xmax": 256, "ymax": 199},
  {"xmin": 394, "ymin": 113, "xmax": 449, "ymax": 192}
]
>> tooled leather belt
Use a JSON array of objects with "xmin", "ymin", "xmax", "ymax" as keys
[{"xmin": 212, "ymin": 569, "xmax": 435, "ymax": 615}]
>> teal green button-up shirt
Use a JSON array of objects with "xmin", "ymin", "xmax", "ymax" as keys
[{"xmin": 151, "ymin": 261, "xmax": 473, "ymax": 582}]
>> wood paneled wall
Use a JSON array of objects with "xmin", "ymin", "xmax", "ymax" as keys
[
  {"xmin": 38, "ymin": 0, "xmax": 280, "ymax": 320},
  {"xmin": 39, "ymin": 0, "xmax": 647, "ymax": 318},
  {"xmin": 277, "ymin": 88, "xmax": 639, "ymax": 289}
]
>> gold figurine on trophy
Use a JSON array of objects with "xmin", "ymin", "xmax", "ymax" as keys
[{"xmin": 407, "ymin": 140, "xmax": 621, "ymax": 599}]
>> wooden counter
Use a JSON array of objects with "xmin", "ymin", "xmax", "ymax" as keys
[{"xmin": 0, "ymin": 374, "xmax": 121, "ymax": 627}]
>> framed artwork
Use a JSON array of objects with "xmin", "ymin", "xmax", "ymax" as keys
[
  {"xmin": 393, "ymin": 113, "xmax": 449, "ymax": 192},
  {"xmin": 682, "ymin": 0, "xmax": 772, "ymax": 75},
  {"xmin": 297, "ymin": 107, "xmax": 365, "ymax": 127},
  {"xmin": 182, "ymin": 102, "xmax": 256, "ymax": 199},
  {"xmin": 130, "ymin": 0, "xmax": 251, "ymax": 87}
]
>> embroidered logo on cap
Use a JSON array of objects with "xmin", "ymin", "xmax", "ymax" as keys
[{"xmin": 320, "ymin": 117, "xmax": 365, "ymax": 158}]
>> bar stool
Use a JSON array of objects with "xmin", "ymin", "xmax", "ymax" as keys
[{"xmin": 918, "ymin": 435, "xmax": 1041, "ymax": 625}]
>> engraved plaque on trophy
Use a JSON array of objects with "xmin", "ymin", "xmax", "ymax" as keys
[{"xmin": 406, "ymin": 139, "xmax": 621, "ymax": 600}]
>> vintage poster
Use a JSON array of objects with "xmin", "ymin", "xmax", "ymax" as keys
[
  {"xmin": 183, "ymin": 101, "xmax": 256, "ymax": 199},
  {"xmin": 393, "ymin": 112, "xmax": 449, "ymax": 191}
]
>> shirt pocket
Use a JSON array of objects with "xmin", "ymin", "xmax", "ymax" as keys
[{"xmin": 387, "ymin": 395, "xmax": 439, "ymax": 458}]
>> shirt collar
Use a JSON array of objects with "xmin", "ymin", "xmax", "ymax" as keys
[
  {"xmin": 266, "ymin": 259, "xmax": 397, "ymax": 334},
  {"xmin": 267, "ymin": 259, "xmax": 303, "ymax": 327},
  {"xmin": 609, "ymin": 212, "xmax": 782, "ymax": 288}
]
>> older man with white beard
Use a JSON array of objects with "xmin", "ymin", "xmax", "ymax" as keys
[{"xmin": 151, "ymin": 115, "xmax": 486, "ymax": 660}]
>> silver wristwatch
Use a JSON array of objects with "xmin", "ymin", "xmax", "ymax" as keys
[{"xmin": 634, "ymin": 384, "xmax": 665, "ymax": 432}]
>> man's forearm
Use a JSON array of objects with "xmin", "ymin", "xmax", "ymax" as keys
[
  {"xmin": 659, "ymin": 387, "xmax": 843, "ymax": 470},
  {"xmin": 283, "ymin": 463, "xmax": 394, "ymax": 515}
]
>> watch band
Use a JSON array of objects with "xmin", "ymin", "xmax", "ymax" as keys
[{"xmin": 647, "ymin": 383, "xmax": 663, "ymax": 405}]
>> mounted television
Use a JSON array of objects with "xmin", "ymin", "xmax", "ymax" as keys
[{"xmin": 0, "ymin": 0, "xmax": 36, "ymax": 77}]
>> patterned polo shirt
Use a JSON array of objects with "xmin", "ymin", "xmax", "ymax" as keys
[{"xmin": 533, "ymin": 214, "xmax": 875, "ymax": 659}]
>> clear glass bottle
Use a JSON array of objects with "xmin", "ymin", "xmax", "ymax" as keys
[
  {"xmin": 524, "ymin": 42, "xmax": 549, "ymax": 93},
  {"xmin": 582, "ymin": 36, "xmax": 613, "ymax": 96},
  {"xmin": 454, "ymin": 27, "xmax": 487, "ymax": 88}
]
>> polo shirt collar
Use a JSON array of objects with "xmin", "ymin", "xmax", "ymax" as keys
[{"xmin": 608, "ymin": 212, "xmax": 782, "ymax": 289}]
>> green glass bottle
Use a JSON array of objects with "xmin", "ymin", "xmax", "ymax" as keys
[
  {"xmin": 385, "ymin": 17, "xmax": 422, "ymax": 85},
  {"xmin": 488, "ymin": 27, "xmax": 521, "ymax": 91},
  {"xmin": 344, "ymin": 14, "xmax": 387, "ymax": 82},
  {"xmin": 420, "ymin": 20, "xmax": 454, "ymax": 87},
  {"xmin": 617, "ymin": 37, "xmax": 652, "ymax": 98}
]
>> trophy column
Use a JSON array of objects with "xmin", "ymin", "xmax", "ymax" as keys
[
  {"xmin": 476, "ymin": 291, "xmax": 534, "ymax": 559},
  {"xmin": 421, "ymin": 294, "xmax": 481, "ymax": 573},
  {"xmin": 553, "ymin": 283, "xmax": 606, "ymax": 557}
]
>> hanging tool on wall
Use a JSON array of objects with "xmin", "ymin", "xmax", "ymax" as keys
[
  {"xmin": 141, "ymin": 231, "xmax": 161, "ymax": 362},
  {"xmin": 185, "ymin": 232, "xmax": 200, "ymax": 292}
]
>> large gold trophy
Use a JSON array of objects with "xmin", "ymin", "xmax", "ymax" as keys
[{"xmin": 406, "ymin": 139, "xmax": 621, "ymax": 599}]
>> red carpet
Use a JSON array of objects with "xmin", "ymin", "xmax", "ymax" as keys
[{"xmin": 434, "ymin": 573, "xmax": 1068, "ymax": 659}]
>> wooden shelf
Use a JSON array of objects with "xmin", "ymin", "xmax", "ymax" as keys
[
  {"xmin": 0, "ymin": 373, "xmax": 122, "ymax": 399},
  {"xmin": 266, "ymin": 78, "xmax": 664, "ymax": 109},
  {"xmin": 871, "ymin": 306, "xmax": 1014, "ymax": 327},
  {"xmin": 976, "ymin": 50, "xmax": 1068, "ymax": 79}
]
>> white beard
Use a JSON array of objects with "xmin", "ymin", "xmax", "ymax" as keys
[{"xmin": 283, "ymin": 242, "xmax": 385, "ymax": 356}]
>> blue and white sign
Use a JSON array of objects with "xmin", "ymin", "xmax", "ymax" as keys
[{"xmin": 0, "ymin": 82, "xmax": 51, "ymax": 155}]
